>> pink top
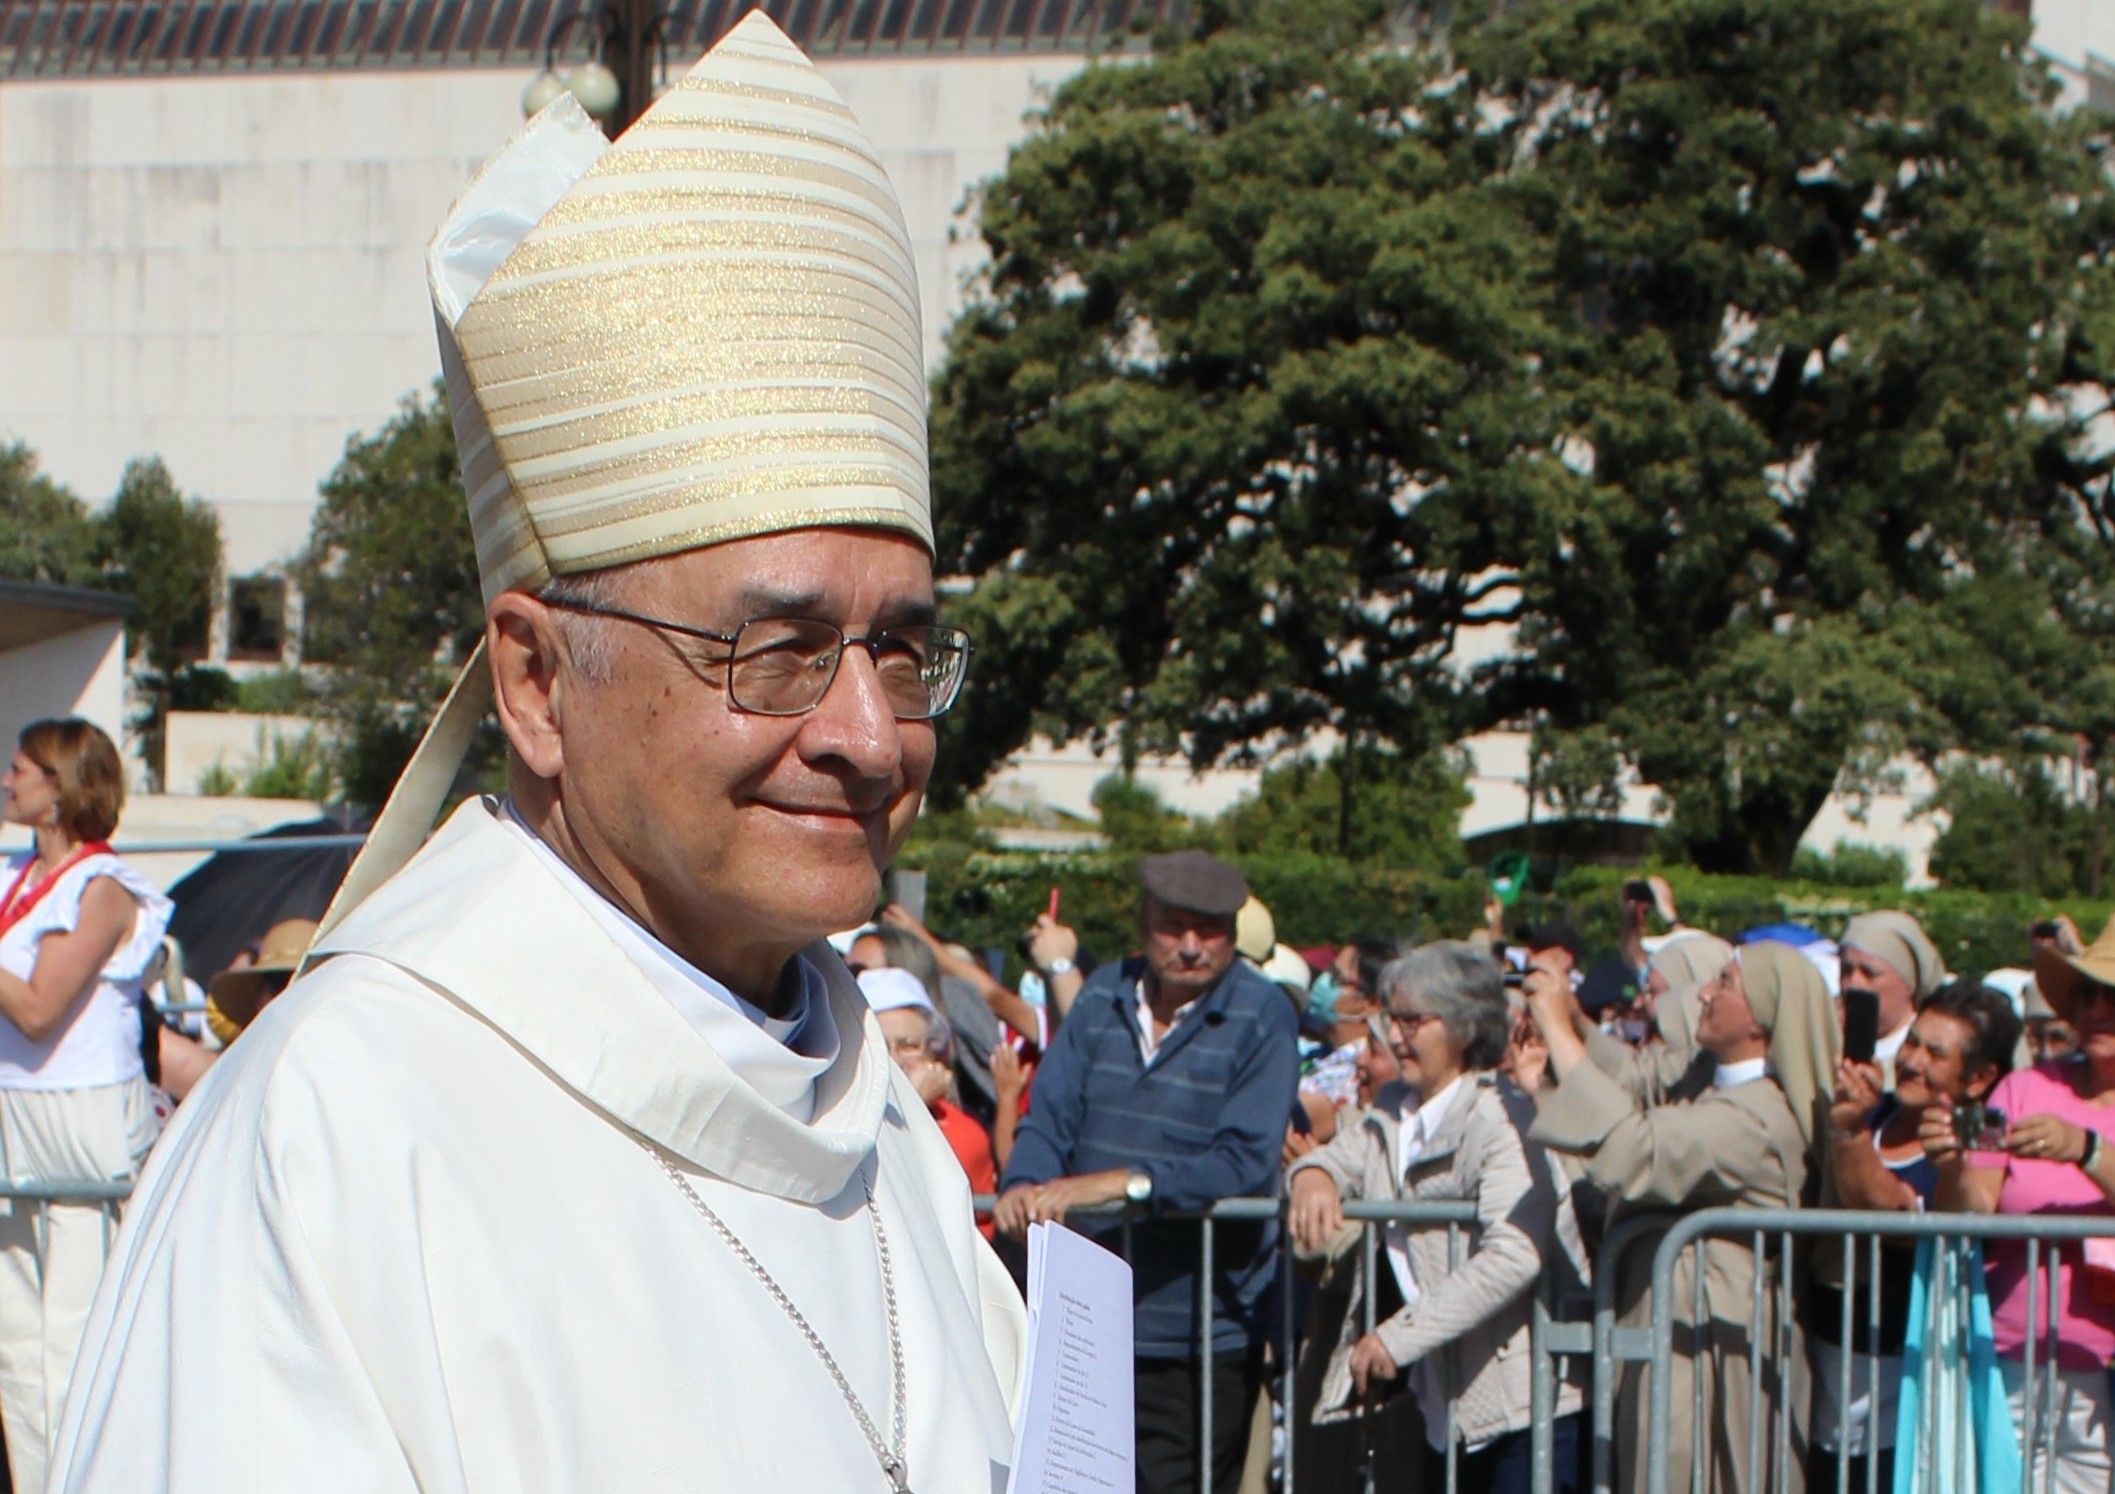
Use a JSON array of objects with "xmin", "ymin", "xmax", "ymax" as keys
[{"xmin": 1974, "ymin": 1064, "xmax": 2115, "ymax": 1370}]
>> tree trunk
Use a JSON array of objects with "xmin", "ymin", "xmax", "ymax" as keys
[
  {"xmin": 1336, "ymin": 739, "xmax": 1357, "ymax": 859},
  {"xmin": 1686, "ymin": 775, "xmax": 1838, "ymax": 877},
  {"xmin": 2092, "ymin": 744, "xmax": 2106, "ymax": 900}
]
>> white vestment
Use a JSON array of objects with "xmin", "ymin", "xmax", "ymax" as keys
[{"xmin": 48, "ymin": 800, "xmax": 1026, "ymax": 1492}]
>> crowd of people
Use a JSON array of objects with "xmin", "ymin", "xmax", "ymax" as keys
[
  {"xmin": 824, "ymin": 854, "xmax": 2115, "ymax": 1494},
  {"xmin": 7, "ymin": 712, "xmax": 2115, "ymax": 1494}
]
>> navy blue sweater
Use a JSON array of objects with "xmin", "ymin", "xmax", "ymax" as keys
[{"xmin": 1000, "ymin": 956, "xmax": 1300, "ymax": 1358}]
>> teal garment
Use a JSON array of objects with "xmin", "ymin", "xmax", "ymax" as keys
[
  {"xmin": 1305, "ymin": 970, "xmax": 1340, "ymax": 1029},
  {"xmin": 1893, "ymin": 1237, "xmax": 2022, "ymax": 1494}
]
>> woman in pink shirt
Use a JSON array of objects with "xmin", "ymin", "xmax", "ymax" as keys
[{"xmin": 1928, "ymin": 917, "xmax": 2115, "ymax": 1494}]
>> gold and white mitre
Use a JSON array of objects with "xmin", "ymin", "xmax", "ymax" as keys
[
  {"xmin": 312, "ymin": 12, "xmax": 930, "ymax": 943},
  {"xmin": 430, "ymin": 7, "xmax": 932, "ymax": 604}
]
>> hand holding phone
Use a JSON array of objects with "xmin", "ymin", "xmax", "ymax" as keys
[{"xmin": 1841, "ymin": 987, "xmax": 1880, "ymax": 1066}]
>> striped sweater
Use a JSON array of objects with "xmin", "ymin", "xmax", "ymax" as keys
[{"xmin": 1001, "ymin": 956, "xmax": 1300, "ymax": 1357}]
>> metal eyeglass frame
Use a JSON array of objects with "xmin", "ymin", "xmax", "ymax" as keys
[{"xmin": 539, "ymin": 595, "xmax": 971, "ymax": 720}]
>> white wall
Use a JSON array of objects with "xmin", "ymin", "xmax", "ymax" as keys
[
  {"xmin": 2034, "ymin": 0, "xmax": 2115, "ymax": 67},
  {"xmin": 0, "ymin": 55, "xmax": 1083, "ymax": 577},
  {"xmin": 164, "ymin": 709, "xmax": 330, "ymax": 797},
  {"xmin": 0, "ymin": 619, "xmax": 126, "ymax": 765},
  {"xmin": 2031, "ymin": 0, "xmax": 2115, "ymax": 110}
]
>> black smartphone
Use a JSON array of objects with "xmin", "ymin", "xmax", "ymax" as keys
[
  {"xmin": 1841, "ymin": 986, "xmax": 1880, "ymax": 1066},
  {"xmin": 2031, "ymin": 920, "xmax": 2061, "ymax": 941},
  {"xmin": 1502, "ymin": 970, "xmax": 1526, "ymax": 989},
  {"xmin": 1622, "ymin": 879, "xmax": 1653, "ymax": 904}
]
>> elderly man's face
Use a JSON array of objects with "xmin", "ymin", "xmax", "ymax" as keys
[
  {"xmin": 1140, "ymin": 896, "xmax": 1236, "ymax": 1004},
  {"xmin": 552, "ymin": 528, "xmax": 936, "ymax": 967}
]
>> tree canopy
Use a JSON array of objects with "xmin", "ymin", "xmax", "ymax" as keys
[
  {"xmin": 0, "ymin": 442, "xmax": 100, "ymax": 586},
  {"xmin": 930, "ymin": 0, "xmax": 2115, "ymax": 874},
  {"xmin": 1462, "ymin": 0, "xmax": 2115, "ymax": 872},
  {"xmin": 99, "ymin": 457, "xmax": 226, "ymax": 786},
  {"xmin": 930, "ymin": 0, "xmax": 1552, "ymax": 803},
  {"xmin": 1086, "ymin": 743, "xmax": 1469, "ymax": 868},
  {"xmin": 294, "ymin": 383, "xmax": 493, "ymax": 808},
  {"xmin": 0, "ymin": 447, "xmax": 225, "ymax": 787}
]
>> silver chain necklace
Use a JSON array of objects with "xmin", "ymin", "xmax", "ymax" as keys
[{"xmin": 642, "ymin": 1142, "xmax": 910, "ymax": 1493}]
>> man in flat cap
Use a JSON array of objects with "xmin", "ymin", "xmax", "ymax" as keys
[
  {"xmin": 51, "ymin": 15, "xmax": 1022, "ymax": 1492},
  {"xmin": 995, "ymin": 849, "xmax": 1299, "ymax": 1494}
]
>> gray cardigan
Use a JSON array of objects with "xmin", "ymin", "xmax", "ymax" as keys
[{"xmin": 1287, "ymin": 1073, "xmax": 1588, "ymax": 1447}]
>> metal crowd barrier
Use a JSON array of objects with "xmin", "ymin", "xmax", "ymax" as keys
[
  {"xmin": 1601, "ymin": 1207, "xmax": 2115, "ymax": 1494},
  {"xmin": 0, "ymin": 1178, "xmax": 134, "ymax": 1262},
  {"xmin": 976, "ymin": 1193, "xmax": 1531, "ymax": 1494},
  {"xmin": 974, "ymin": 1193, "xmax": 2115, "ymax": 1494}
]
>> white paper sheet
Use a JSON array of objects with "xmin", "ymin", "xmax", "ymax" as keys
[{"xmin": 1005, "ymin": 1222, "xmax": 1136, "ymax": 1493}]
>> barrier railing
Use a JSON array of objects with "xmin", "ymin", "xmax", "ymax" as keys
[
  {"xmin": 0, "ymin": 1177, "xmax": 135, "ymax": 1262},
  {"xmin": 976, "ymin": 1192, "xmax": 2115, "ymax": 1494},
  {"xmin": 1563, "ymin": 1210, "xmax": 1681, "ymax": 1494},
  {"xmin": 977, "ymin": 1193, "xmax": 1546, "ymax": 1494},
  {"xmin": 1616, "ymin": 1207, "xmax": 2115, "ymax": 1494}
]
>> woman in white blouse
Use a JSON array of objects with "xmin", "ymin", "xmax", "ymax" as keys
[{"xmin": 0, "ymin": 719, "xmax": 169, "ymax": 1493}]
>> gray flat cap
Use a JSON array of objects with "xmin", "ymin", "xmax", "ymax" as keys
[{"xmin": 1138, "ymin": 850, "xmax": 1250, "ymax": 917}]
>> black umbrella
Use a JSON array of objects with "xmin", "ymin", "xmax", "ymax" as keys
[{"xmin": 165, "ymin": 812, "xmax": 369, "ymax": 981}]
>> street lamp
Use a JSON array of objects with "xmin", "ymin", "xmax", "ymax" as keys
[{"xmin": 520, "ymin": 0, "xmax": 687, "ymax": 137}]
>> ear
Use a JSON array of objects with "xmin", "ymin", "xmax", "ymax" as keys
[
  {"xmin": 487, "ymin": 593, "xmax": 570, "ymax": 781},
  {"xmin": 1964, "ymin": 1061, "xmax": 2001, "ymax": 1101}
]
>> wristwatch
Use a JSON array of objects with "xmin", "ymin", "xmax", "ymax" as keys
[
  {"xmin": 1123, "ymin": 1171, "xmax": 1153, "ymax": 1205},
  {"xmin": 1045, "ymin": 956, "xmax": 1075, "ymax": 976}
]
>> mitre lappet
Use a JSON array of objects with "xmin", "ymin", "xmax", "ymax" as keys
[{"xmin": 316, "ymin": 9, "xmax": 932, "ymax": 939}]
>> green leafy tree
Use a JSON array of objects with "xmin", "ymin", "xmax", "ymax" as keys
[
  {"xmin": 930, "ymin": 0, "xmax": 1555, "ymax": 802},
  {"xmin": 1088, "ymin": 773, "xmax": 1199, "ymax": 854},
  {"xmin": 0, "ymin": 442, "xmax": 99, "ymax": 585},
  {"xmin": 1459, "ymin": 0, "xmax": 2115, "ymax": 871},
  {"xmin": 1904, "ymin": 568, "xmax": 2115, "ymax": 894},
  {"xmin": 97, "ymin": 457, "xmax": 224, "ymax": 788},
  {"xmin": 1530, "ymin": 723, "xmax": 1627, "ymax": 826},
  {"xmin": 1925, "ymin": 761, "xmax": 2100, "ymax": 897},
  {"xmin": 1788, "ymin": 839, "xmax": 1907, "ymax": 889},
  {"xmin": 1212, "ymin": 744, "xmax": 1469, "ymax": 867},
  {"xmin": 295, "ymin": 384, "xmax": 490, "ymax": 809}
]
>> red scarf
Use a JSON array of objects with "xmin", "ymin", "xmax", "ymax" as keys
[{"xmin": 0, "ymin": 842, "xmax": 113, "ymax": 940}]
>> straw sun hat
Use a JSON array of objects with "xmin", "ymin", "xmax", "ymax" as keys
[
  {"xmin": 2032, "ymin": 913, "xmax": 2115, "ymax": 1025},
  {"xmin": 207, "ymin": 917, "xmax": 319, "ymax": 1031}
]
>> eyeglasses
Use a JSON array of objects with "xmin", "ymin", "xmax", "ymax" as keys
[
  {"xmin": 1388, "ymin": 1010, "xmax": 1441, "ymax": 1036},
  {"xmin": 541, "ymin": 597, "xmax": 972, "ymax": 721}
]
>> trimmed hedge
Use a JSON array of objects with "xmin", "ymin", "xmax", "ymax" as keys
[{"xmin": 895, "ymin": 845, "xmax": 2111, "ymax": 982}]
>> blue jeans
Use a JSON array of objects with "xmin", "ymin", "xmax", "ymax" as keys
[{"xmin": 1422, "ymin": 1411, "xmax": 1581, "ymax": 1494}]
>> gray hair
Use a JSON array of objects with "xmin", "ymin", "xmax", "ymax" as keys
[
  {"xmin": 865, "ymin": 925, "xmax": 944, "ymax": 1008},
  {"xmin": 1381, "ymin": 940, "xmax": 1510, "ymax": 1071},
  {"xmin": 536, "ymin": 568, "xmax": 630, "ymax": 684}
]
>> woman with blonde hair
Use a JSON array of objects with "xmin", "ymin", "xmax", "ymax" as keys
[{"xmin": 0, "ymin": 719, "xmax": 168, "ymax": 1492}]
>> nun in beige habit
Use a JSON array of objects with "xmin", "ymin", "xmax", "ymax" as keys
[
  {"xmin": 1526, "ymin": 941, "xmax": 1838, "ymax": 1494},
  {"xmin": 1580, "ymin": 930, "xmax": 1736, "ymax": 1107},
  {"xmin": 1838, "ymin": 910, "xmax": 1945, "ymax": 1088}
]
